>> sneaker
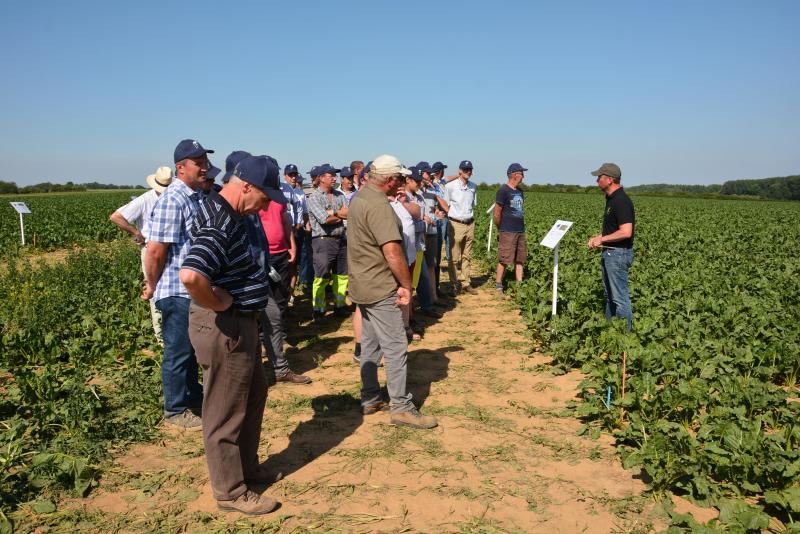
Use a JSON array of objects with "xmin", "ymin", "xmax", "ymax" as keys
[
  {"xmin": 390, "ymin": 408, "xmax": 438, "ymax": 429},
  {"xmin": 217, "ymin": 489, "xmax": 279, "ymax": 515},
  {"xmin": 463, "ymin": 286, "xmax": 478, "ymax": 295},
  {"xmin": 406, "ymin": 329, "xmax": 422, "ymax": 342},
  {"xmin": 164, "ymin": 410, "xmax": 202, "ymax": 431},
  {"xmin": 276, "ymin": 371, "xmax": 312, "ymax": 384},
  {"xmin": 362, "ymin": 399, "xmax": 389, "ymax": 415},
  {"xmin": 288, "ymin": 295, "xmax": 295, "ymax": 307}
]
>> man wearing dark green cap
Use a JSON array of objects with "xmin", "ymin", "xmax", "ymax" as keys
[{"xmin": 587, "ymin": 163, "xmax": 635, "ymax": 331}]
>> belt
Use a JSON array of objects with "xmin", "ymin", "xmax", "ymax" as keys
[
  {"xmin": 315, "ymin": 235, "xmax": 343, "ymax": 240},
  {"xmin": 449, "ymin": 216, "xmax": 474, "ymax": 225}
]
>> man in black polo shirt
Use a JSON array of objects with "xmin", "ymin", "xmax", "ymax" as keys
[
  {"xmin": 587, "ymin": 162, "xmax": 635, "ymax": 331},
  {"xmin": 180, "ymin": 155, "xmax": 287, "ymax": 515}
]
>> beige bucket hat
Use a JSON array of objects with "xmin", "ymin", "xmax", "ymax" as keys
[{"xmin": 146, "ymin": 166, "xmax": 174, "ymax": 193}]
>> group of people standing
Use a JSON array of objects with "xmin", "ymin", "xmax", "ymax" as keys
[{"xmin": 109, "ymin": 140, "xmax": 635, "ymax": 515}]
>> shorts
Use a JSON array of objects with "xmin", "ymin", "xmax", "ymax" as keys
[
  {"xmin": 498, "ymin": 231, "xmax": 527, "ymax": 265},
  {"xmin": 424, "ymin": 234, "xmax": 438, "ymax": 267}
]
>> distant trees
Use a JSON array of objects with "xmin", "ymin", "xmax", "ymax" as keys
[
  {"xmin": 0, "ymin": 180, "xmax": 146, "ymax": 194},
  {"xmin": 720, "ymin": 175, "xmax": 800, "ymax": 201}
]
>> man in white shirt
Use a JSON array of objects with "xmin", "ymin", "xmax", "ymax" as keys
[
  {"xmin": 443, "ymin": 160, "xmax": 478, "ymax": 294},
  {"xmin": 109, "ymin": 166, "xmax": 174, "ymax": 342}
]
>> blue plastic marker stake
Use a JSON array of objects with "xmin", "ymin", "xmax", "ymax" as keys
[{"xmin": 606, "ymin": 386, "xmax": 611, "ymax": 409}]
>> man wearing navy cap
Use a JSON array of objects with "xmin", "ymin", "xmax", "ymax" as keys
[
  {"xmin": 338, "ymin": 165, "xmax": 357, "ymax": 204},
  {"xmin": 307, "ymin": 163, "xmax": 350, "ymax": 320},
  {"xmin": 282, "ymin": 164, "xmax": 310, "ymax": 302},
  {"xmin": 143, "ymin": 139, "xmax": 214, "ymax": 430},
  {"xmin": 180, "ymin": 155, "xmax": 286, "ymax": 515},
  {"xmin": 494, "ymin": 163, "xmax": 528, "ymax": 296},
  {"xmin": 222, "ymin": 151, "xmax": 252, "ymax": 184},
  {"xmin": 443, "ymin": 160, "xmax": 478, "ymax": 294}
]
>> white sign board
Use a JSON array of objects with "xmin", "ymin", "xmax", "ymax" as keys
[
  {"xmin": 9, "ymin": 202, "xmax": 31, "ymax": 214},
  {"xmin": 540, "ymin": 220, "xmax": 574, "ymax": 249}
]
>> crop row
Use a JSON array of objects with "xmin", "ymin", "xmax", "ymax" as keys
[{"xmin": 473, "ymin": 191, "xmax": 800, "ymax": 530}]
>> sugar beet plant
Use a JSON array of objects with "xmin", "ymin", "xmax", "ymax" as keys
[
  {"xmin": 474, "ymin": 191, "xmax": 800, "ymax": 530},
  {"xmin": 0, "ymin": 242, "xmax": 162, "ymax": 530}
]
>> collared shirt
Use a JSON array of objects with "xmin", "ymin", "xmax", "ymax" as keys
[
  {"xmin": 408, "ymin": 191, "xmax": 428, "ymax": 250},
  {"xmin": 390, "ymin": 198, "xmax": 417, "ymax": 265},
  {"xmin": 182, "ymin": 193, "xmax": 271, "ymax": 312},
  {"xmin": 117, "ymin": 189, "xmax": 159, "ymax": 239},
  {"xmin": 148, "ymin": 179, "xmax": 201, "ymax": 302},
  {"xmin": 420, "ymin": 185, "xmax": 441, "ymax": 235},
  {"xmin": 444, "ymin": 178, "xmax": 477, "ymax": 221},
  {"xmin": 279, "ymin": 181, "xmax": 306, "ymax": 226},
  {"xmin": 603, "ymin": 187, "xmax": 635, "ymax": 248},
  {"xmin": 307, "ymin": 187, "xmax": 347, "ymax": 238},
  {"xmin": 337, "ymin": 187, "xmax": 357, "ymax": 205}
]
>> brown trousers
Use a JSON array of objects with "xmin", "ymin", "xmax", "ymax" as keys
[
  {"xmin": 447, "ymin": 219, "xmax": 475, "ymax": 288},
  {"xmin": 188, "ymin": 303, "xmax": 267, "ymax": 501}
]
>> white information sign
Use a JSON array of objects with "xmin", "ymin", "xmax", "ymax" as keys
[
  {"xmin": 9, "ymin": 202, "xmax": 32, "ymax": 245},
  {"xmin": 540, "ymin": 220, "xmax": 573, "ymax": 249},
  {"xmin": 485, "ymin": 202, "xmax": 496, "ymax": 254},
  {"xmin": 540, "ymin": 220, "xmax": 574, "ymax": 315},
  {"xmin": 10, "ymin": 202, "xmax": 31, "ymax": 214}
]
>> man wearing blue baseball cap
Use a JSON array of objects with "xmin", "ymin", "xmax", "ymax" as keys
[
  {"xmin": 143, "ymin": 139, "xmax": 214, "ymax": 430},
  {"xmin": 338, "ymin": 165, "xmax": 357, "ymax": 204},
  {"xmin": 282, "ymin": 164, "xmax": 310, "ymax": 303},
  {"xmin": 443, "ymin": 160, "xmax": 478, "ymax": 294},
  {"xmin": 180, "ymin": 155, "xmax": 285, "ymax": 515},
  {"xmin": 307, "ymin": 163, "xmax": 350, "ymax": 320},
  {"xmin": 494, "ymin": 163, "xmax": 528, "ymax": 297}
]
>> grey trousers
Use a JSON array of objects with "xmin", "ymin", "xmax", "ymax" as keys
[
  {"xmin": 359, "ymin": 292, "xmax": 414, "ymax": 413},
  {"xmin": 188, "ymin": 304, "xmax": 267, "ymax": 501},
  {"xmin": 260, "ymin": 295, "xmax": 290, "ymax": 378}
]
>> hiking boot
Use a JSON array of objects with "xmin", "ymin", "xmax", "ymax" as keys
[
  {"xmin": 276, "ymin": 371, "xmax": 311, "ymax": 384},
  {"xmin": 362, "ymin": 399, "xmax": 390, "ymax": 415},
  {"xmin": 390, "ymin": 408, "xmax": 438, "ymax": 429},
  {"xmin": 164, "ymin": 410, "xmax": 202, "ymax": 431},
  {"xmin": 217, "ymin": 489, "xmax": 279, "ymax": 515},
  {"xmin": 463, "ymin": 285, "xmax": 478, "ymax": 295},
  {"xmin": 419, "ymin": 308, "xmax": 443, "ymax": 319}
]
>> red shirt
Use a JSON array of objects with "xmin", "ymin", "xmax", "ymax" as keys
[{"xmin": 259, "ymin": 201, "xmax": 288, "ymax": 255}]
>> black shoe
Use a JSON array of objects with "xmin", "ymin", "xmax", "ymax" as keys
[{"xmin": 312, "ymin": 311, "xmax": 327, "ymax": 324}]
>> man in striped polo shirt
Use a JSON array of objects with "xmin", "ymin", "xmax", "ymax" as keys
[{"xmin": 180, "ymin": 155, "xmax": 287, "ymax": 516}]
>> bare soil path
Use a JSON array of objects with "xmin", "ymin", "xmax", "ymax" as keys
[{"xmin": 60, "ymin": 274, "xmax": 677, "ymax": 533}]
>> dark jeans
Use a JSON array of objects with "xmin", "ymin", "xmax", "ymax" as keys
[
  {"xmin": 155, "ymin": 296, "xmax": 203, "ymax": 417},
  {"xmin": 600, "ymin": 247, "xmax": 634, "ymax": 331},
  {"xmin": 297, "ymin": 230, "xmax": 313, "ymax": 286}
]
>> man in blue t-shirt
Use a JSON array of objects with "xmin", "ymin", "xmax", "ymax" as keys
[{"xmin": 494, "ymin": 163, "xmax": 528, "ymax": 296}]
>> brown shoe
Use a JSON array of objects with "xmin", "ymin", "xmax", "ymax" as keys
[
  {"xmin": 217, "ymin": 489, "xmax": 279, "ymax": 515},
  {"xmin": 276, "ymin": 371, "xmax": 312, "ymax": 384},
  {"xmin": 390, "ymin": 408, "xmax": 438, "ymax": 429},
  {"xmin": 362, "ymin": 400, "xmax": 389, "ymax": 415},
  {"xmin": 463, "ymin": 286, "xmax": 478, "ymax": 295},
  {"xmin": 245, "ymin": 465, "xmax": 284, "ymax": 485}
]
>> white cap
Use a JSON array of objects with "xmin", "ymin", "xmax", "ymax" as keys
[{"xmin": 370, "ymin": 154, "xmax": 412, "ymax": 176}]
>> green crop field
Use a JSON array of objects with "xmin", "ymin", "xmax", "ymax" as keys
[
  {"xmin": 473, "ymin": 190, "xmax": 800, "ymax": 530},
  {"xmin": 1, "ymin": 191, "xmax": 140, "ymax": 251}
]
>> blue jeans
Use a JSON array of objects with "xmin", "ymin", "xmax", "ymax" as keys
[
  {"xmin": 438, "ymin": 217, "xmax": 451, "ymax": 262},
  {"xmin": 600, "ymin": 248, "xmax": 634, "ymax": 331},
  {"xmin": 297, "ymin": 229, "xmax": 314, "ymax": 286},
  {"xmin": 156, "ymin": 296, "xmax": 203, "ymax": 417},
  {"xmin": 417, "ymin": 256, "xmax": 433, "ymax": 310}
]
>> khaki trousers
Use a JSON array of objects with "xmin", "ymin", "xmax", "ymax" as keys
[
  {"xmin": 447, "ymin": 220, "xmax": 474, "ymax": 288},
  {"xmin": 140, "ymin": 246, "xmax": 163, "ymax": 342},
  {"xmin": 188, "ymin": 304, "xmax": 267, "ymax": 501}
]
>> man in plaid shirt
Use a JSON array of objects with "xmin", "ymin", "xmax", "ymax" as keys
[{"xmin": 143, "ymin": 139, "xmax": 213, "ymax": 430}]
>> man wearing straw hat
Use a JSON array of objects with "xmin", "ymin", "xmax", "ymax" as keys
[{"xmin": 110, "ymin": 166, "xmax": 173, "ymax": 342}]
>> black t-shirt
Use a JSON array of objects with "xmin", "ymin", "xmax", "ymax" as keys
[
  {"xmin": 602, "ymin": 187, "xmax": 635, "ymax": 248},
  {"xmin": 495, "ymin": 184, "xmax": 525, "ymax": 233}
]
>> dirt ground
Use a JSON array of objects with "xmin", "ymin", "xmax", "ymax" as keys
[{"xmin": 60, "ymin": 272, "xmax": 693, "ymax": 533}]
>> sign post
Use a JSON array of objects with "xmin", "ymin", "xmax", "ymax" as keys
[
  {"xmin": 540, "ymin": 220, "xmax": 574, "ymax": 315},
  {"xmin": 485, "ymin": 203, "xmax": 496, "ymax": 254},
  {"xmin": 9, "ymin": 202, "xmax": 31, "ymax": 246}
]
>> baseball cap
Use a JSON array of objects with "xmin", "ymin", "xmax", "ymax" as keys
[
  {"xmin": 233, "ymin": 155, "xmax": 287, "ymax": 205},
  {"xmin": 459, "ymin": 160, "xmax": 473, "ymax": 170},
  {"xmin": 431, "ymin": 161, "xmax": 447, "ymax": 173},
  {"xmin": 207, "ymin": 164, "xmax": 222, "ymax": 181},
  {"xmin": 308, "ymin": 166, "xmax": 319, "ymax": 177},
  {"xmin": 591, "ymin": 163, "xmax": 622, "ymax": 180},
  {"xmin": 415, "ymin": 161, "xmax": 431, "ymax": 173},
  {"xmin": 408, "ymin": 166, "xmax": 423, "ymax": 182},
  {"xmin": 360, "ymin": 160, "xmax": 374, "ymax": 179},
  {"xmin": 340, "ymin": 166, "xmax": 354, "ymax": 178},
  {"xmin": 284, "ymin": 164, "xmax": 300, "ymax": 175},
  {"xmin": 371, "ymin": 154, "xmax": 412, "ymax": 176},
  {"xmin": 222, "ymin": 151, "xmax": 252, "ymax": 183},
  {"xmin": 507, "ymin": 163, "xmax": 528, "ymax": 174},
  {"xmin": 316, "ymin": 163, "xmax": 341, "ymax": 176},
  {"xmin": 174, "ymin": 139, "xmax": 214, "ymax": 163}
]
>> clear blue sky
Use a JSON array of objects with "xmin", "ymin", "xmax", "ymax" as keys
[{"xmin": 1, "ymin": 0, "xmax": 798, "ymax": 186}]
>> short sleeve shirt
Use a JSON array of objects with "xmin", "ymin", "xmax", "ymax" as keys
[
  {"xmin": 346, "ymin": 183, "xmax": 404, "ymax": 304},
  {"xmin": 391, "ymin": 198, "xmax": 418, "ymax": 264},
  {"xmin": 603, "ymin": 187, "xmax": 635, "ymax": 248},
  {"xmin": 148, "ymin": 179, "xmax": 201, "ymax": 302},
  {"xmin": 259, "ymin": 201, "xmax": 288, "ymax": 255},
  {"xmin": 117, "ymin": 189, "xmax": 159, "ymax": 239},
  {"xmin": 495, "ymin": 184, "xmax": 525, "ymax": 233},
  {"xmin": 444, "ymin": 179, "xmax": 477, "ymax": 220},
  {"xmin": 279, "ymin": 182, "xmax": 300, "ymax": 225}
]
